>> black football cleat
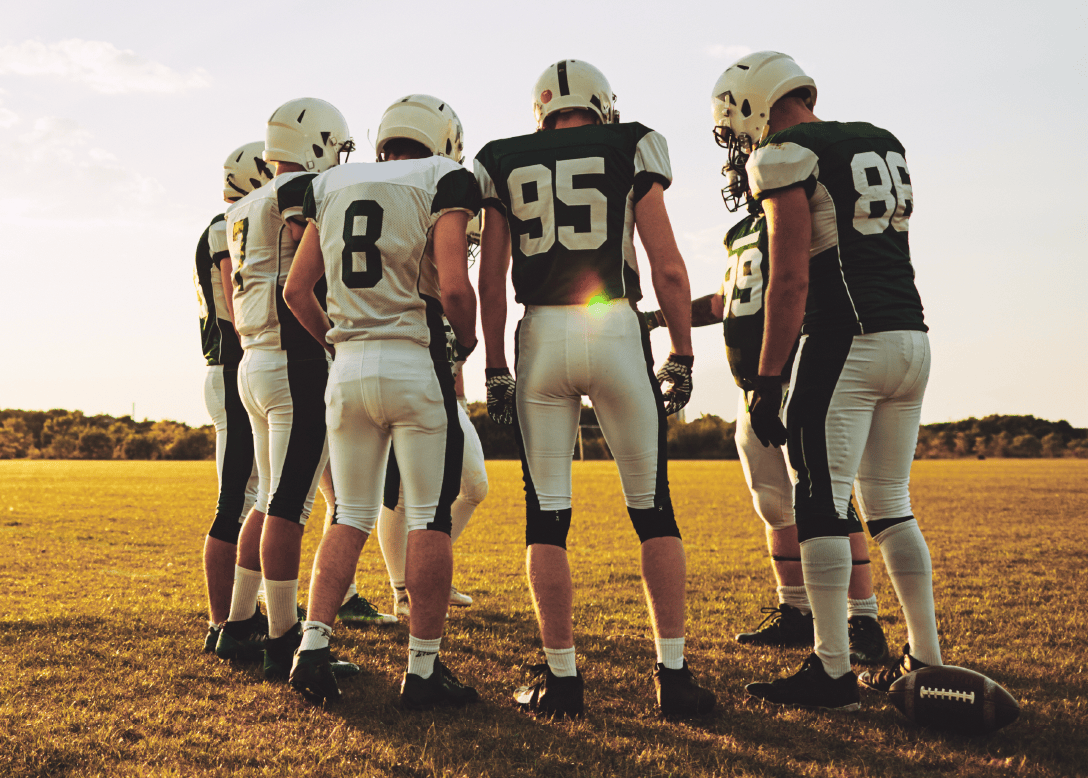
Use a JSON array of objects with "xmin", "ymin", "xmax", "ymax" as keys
[
  {"xmin": 848, "ymin": 615, "xmax": 891, "ymax": 666},
  {"xmin": 514, "ymin": 663, "xmax": 585, "ymax": 720},
  {"xmin": 203, "ymin": 624, "xmax": 221, "ymax": 654},
  {"xmin": 290, "ymin": 647, "xmax": 343, "ymax": 703},
  {"xmin": 654, "ymin": 662, "xmax": 716, "ymax": 719},
  {"xmin": 400, "ymin": 659, "xmax": 479, "ymax": 710},
  {"xmin": 736, "ymin": 604, "xmax": 814, "ymax": 646},
  {"xmin": 858, "ymin": 644, "xmax": 929, "ymax": 692},
  {"xmin": 746, "ymin": 653, "xmax": 860, "ymax": 711},
  {"xmin": 264, "ymin": 623, "xmax": 359, "ymax": 681},
  {"xmin": 214, "ymin": 608, "xmax": 268, "ymax": 661}
]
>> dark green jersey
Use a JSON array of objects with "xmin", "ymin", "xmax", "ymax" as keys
[
  {"xmin": 194, "ymin": 213, "xmax": 242, "ymax": 367},
  {"xmin": 474, "ymin": 122, "xmax": 671, "ymax": 306},
  {"xmin": 720, "ymin": 213, "xmax": 794, "ymax": 389},
  {"xmin": 748, "ymin": 121, "xmax": 926, "ymax": 335}
]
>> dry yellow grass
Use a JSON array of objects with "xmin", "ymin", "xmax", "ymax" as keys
[{"xmin": 2, "ymin": 459, "xmax": 1086, "ymax": 777}]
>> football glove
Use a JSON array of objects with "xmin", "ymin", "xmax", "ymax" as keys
[
  {"xmin": 485, "ymin": 367, "xmax": 517, "ymax": 425},
  {"xmin": 655, "ymin": 354, "xmax": 693, "ymax": 416},
  {"xmin": 445, "ymin": 330, "xmax": 476, "ymax": 378},
  {"xmin": 748, "ymin": 376, "xmax": 787, "ymax": 448}
]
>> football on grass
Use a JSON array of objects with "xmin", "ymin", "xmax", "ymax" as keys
[{"xmin": 888, "ymin": 666, "xmax": 1019, "ymax": 735}]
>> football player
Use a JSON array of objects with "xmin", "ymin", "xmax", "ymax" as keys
[
  {"xmin": 711, "ymin": 52, "xmax": 943, "ymax": 710},
  {"xmin": 475, "ymin": 59, "xmax": 715, "ymax": 720},
  {"xmin": 194, "ymin": 142, "xmax": 268, "ymax": 653},
  {"xmin": 282, "ymin": 94, "xmax": 481, "ymax": 708},
  {"xmin": 214, "ymin": 98, "xmax": 359, "ymax": 683},
  {"xmin": 375, "ymin": 312, "xmax": 488, "ymax": 618},
  {"xmin": 641, "ymin": 159, "xmax": 889, "ymax": 664}
]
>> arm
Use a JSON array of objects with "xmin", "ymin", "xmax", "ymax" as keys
[
  {"xmin": 220, "ymin": 257, "xmax": 240, "ymax": 339},
  {"xmin": 282, "ymin": 222, "xmax": 333, "ymax": 355},
  {"xmin": 693, "ymin": 293, "xmax": 724, "ymax": 327},
  {"xmin": 433, "ymin": 210, "xmax": 477, "ymax": 353},
  {"xmin": 758, "ymin": 186, "xmax": 810, "ymax": 377},
  {"xmin": 477, "ymin": 205, "xmax": 511, "ymax": 369},
  {"xmin": 286, "ymin": 217, "xmax": 307, "ymax": 244},
  {"xmin": 634, "ymin": 183, "xmax": 692, "ymax": 356}
]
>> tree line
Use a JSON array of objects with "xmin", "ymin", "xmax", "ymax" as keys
[{"xmin": 1, "ymin": 408, "xmax": 1084, "ymax": 461}]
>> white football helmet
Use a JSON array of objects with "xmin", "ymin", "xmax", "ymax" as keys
[
  {"xmin": 264, "ymin": 97, "xmax": 354, "ymax": 173},
  {"xmin": 374, "ymin": 94, "xmax": 464, "ymax": 163},
  {"xmin": 532, "ymin": 59, "xmax": 617, "ymax": 130},
  {"xmin": 711, "ymin": 51, "xmax": 816, "ymax": 155},
  {"xmin": 223, "ymin": 141, "xmax": 274, "ymax": 201}
]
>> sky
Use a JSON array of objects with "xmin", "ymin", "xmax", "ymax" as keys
[{"xmin": 1, "ymin": 0, "xmax": 1086, "ymax": 429}]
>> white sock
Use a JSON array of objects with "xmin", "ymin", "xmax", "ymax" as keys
[
  {"xmin": 777, "ymin": 585, "xmax": 811, "ymax": 612},
  {"xmin": 801, "ymin": 536, "xmax": 852, "ymax": 678},
  {"xmin": 377, "ymin": 505, "xmax": 407, "ymax": 591},
  {"xmin": 299, "ymin": 620, "xmax": 332, "ymax": 652},
  {"xmin": 848, "ymin": 595, "xmax": 879, "ymax": 620},
  {"xmin": 263, "ymin": 578, "xmax": 299, "ymax": 640},
  {"xmin": 655, "ymin": 637, "xmax": 685, "ymax": 670},
  {"xmin": 544, "ymin": 646, "xmax": 578, "ymax": 678},
  {"xmin": 876, "ymin": 520, "xmax": 942, "ymax": 666},
  {"xmin": 343, "ymin": 580, "xmax": 358, "ymax": 606},
  {"xmin": 407, "ymin": 635, "xmax": 441, "ymax": 678},
  {"xmin": 227, "ymin": 566, "xmax": 263, "ymax": 623}
]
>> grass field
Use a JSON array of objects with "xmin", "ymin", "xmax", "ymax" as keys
[{"xmin": 2, "ymin": 459, "xmax": 1086, "ymax": 777}]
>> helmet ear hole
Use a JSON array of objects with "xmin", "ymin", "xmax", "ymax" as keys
[
  {"xmin": 445, "ymin": 139, "xmax": 452, "ymax": 154},
  {"xmin": 312, "ymin": 144, "xmax": 324, "ymax": 158},
  {"xmin": 740, "ymin": 99, "xmax": 752, "ymax": 118}
]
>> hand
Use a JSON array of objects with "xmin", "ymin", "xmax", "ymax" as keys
[
  {"xmin": 446, "ymin": 330, "xmax": 476, "ymax": 378},
  {"xmin": 641, "ymin": 309, "xmax": 664, "ymax": 333},
  {"xmin": 748, "ymin": 376, "xmax": 787, "ymax": 447},
  {"xmin": 655, "ymin": 354, "xmax": 693, "ymax": 416},
  {"xmin": 485, "ymin": 367, "xmax": 517, "ymax": 425}
]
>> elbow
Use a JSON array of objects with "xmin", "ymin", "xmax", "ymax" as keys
[{"xmin": 282, "ymin": 282, "xmax": 302, "ymax": 312}]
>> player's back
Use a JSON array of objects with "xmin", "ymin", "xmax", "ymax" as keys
[
  {"xmin": 474, "ymin": 122, "xmax": 671, "ymax": 306},
  {"xmin": 305, "ymin": 157, "xmax": 479, "ymax": 347},
  {"xmin": 748, "ymin": 121, "xmax": 926, "ymax": 335},
  {"xmin": 224, "ymin": 172, "xmax": 325, "ymax": 357}
]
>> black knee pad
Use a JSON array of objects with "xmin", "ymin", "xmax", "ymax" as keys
[
  {"xmin": 525, "ymin": 508, "xmax": 572, "ymax": 548},
  {"xmin": 844, "ymin": 499, "xmax": 864, "ymax": 534},
  {"xmin": 865, "ymin": 515, "xmax": 914, "ymax": 539},
  {"xmin": 796, "ymin": 513, "xmax": 851, "ymax": 543},
  {"xmin": 206, "ymin": 511, "xmax": 243, "ymax": 544},
  {"xmin": 628, "ymin": 504, "xmax": 681, "ymax": 544}
]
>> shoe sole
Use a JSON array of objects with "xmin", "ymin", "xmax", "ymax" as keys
[{"xmin": 746, "ymin": 692, "xmax": 861, "ymax": 712}]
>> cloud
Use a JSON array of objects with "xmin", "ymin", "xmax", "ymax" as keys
[
  {"xmin": 0, "ymin": 115, "xmax": 167, "ymax": 223},
  {"xmin": 0, "ymin": 39, "xmax": 210, "ymax": 94},
  {"xmin": 0, "ymin": 89, "xmax": 16, "ymax": 128},
  {"xmin": 705, "ymin": 45, "xmax": 752, "ymax": 60}
]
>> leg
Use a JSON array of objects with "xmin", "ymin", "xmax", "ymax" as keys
[
  {"xmin": 789, "ymin": 333, "xmax": 880, "ymax": 680},
  {"xmin": 261, "ymin": 356, "xmax": 330, "ymax": 640},
  {"xmin": 587, "ymin": 304, "xmax": 685, "ymax": 646},
  {"xmin": 856, "ymin": 331, "xmax": 940, "ymax": 666},
  {"xmin": 514, "ymin": 308, "xmax": 583, "ymax": 661}
]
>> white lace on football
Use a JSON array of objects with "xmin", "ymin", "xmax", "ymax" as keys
[{"xmin": 919, "ymin": 686, "xmax": 976, "ymax": 704}]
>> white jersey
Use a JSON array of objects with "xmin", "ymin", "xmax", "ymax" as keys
[
  {"xmin": 224, "ymin": 172, "xmax": 325, "ymax": 357},
  {"xmin": 303, "ymin": 157, "xmax": 480, "ymax": 346}
]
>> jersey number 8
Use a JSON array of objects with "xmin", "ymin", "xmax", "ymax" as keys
[
  {"xmin": 507, "ymin": 158, "xmax": 607, "ymax": 256},
  {"xmin": 342, "ymin": 200, "xmax": 384, "ymax": 289}
]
